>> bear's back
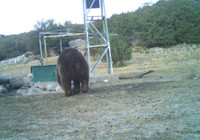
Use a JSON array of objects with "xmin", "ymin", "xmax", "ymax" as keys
[{"xmin": 57, "ymin": 48, "xmax": 89, "ymax": 80}]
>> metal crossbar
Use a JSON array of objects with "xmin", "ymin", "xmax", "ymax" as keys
[
  {"xmin": 83, "ymin": 0, "xmax": 113, "ymax": 76},
  {"xmin": 38, "ymin": 28, "xmax": 86, "ymax": 65}
]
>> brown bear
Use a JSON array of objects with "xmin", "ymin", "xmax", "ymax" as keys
[{"xmin": 56, "ymin": 48, "xmax": 89, "ymax": 96}]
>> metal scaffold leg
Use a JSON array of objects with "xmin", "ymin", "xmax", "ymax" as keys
[{"xmin": 83, "ymin": 0, "xmax": 113, "ymax": 77}]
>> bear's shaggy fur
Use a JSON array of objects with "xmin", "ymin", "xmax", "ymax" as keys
[{"xmin": 56, "ymin": 48, "xmax": 89, "ymax": 96}]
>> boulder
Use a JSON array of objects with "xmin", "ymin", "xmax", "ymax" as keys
[
  {"xmin": 28, "ymin": 87, "xmax": 43, "ymax": 93},
  {"xmin": 55, "ymin": 85, "xmax": 62, "ymax": 91},
  {"xmin": 0, "ymin": 76, "xmax": 10, "ymax": 85},
  {"xmin": 9, "ymin": 73, "xmax": 34, "ymax": 89},
  {"xmin": 16, "ymin": 89, "xmax": 28, "ymax": 95},
  {"xmin": 9, "ymin": 75, "xmax": 26, "ymax": 89},
  {"xmin": 69, "ymin": 39, "xmax": 85, "ymax": 51},
  {"xmin": 32, "ymin": 82, "xmax": 60, "ymax": 92},
  {"xmin": 0, "ymin": 85, "xmax": 8, "ymax": 94},
  {"xmin": 27, "ymin": 73, "xmax": 34, "ymax": 87},
  {"xmin": 45, "ymin": 83, "xmax": 58, "ymax": 91}
]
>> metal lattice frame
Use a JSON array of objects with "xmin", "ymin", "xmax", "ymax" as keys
[
  {"xmin": 39, "ymin": 28, "xmax": 85, "ymax": 65},
  {"xmin": 83, "ymin": 0, "xmax": 113, "ymax": 76},
  {"xmin": 38, "ymin": 0, "xmax": 113, "ymax": 77}
]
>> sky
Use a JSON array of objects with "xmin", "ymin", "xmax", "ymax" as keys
[{"xmin": 0, "ymin": 0, "xmax": 158, "ymax": 35}]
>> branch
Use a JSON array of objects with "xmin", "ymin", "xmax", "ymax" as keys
[{"xmin": 119, "ymin": 70, "xmax": 154, "ymax": 80}]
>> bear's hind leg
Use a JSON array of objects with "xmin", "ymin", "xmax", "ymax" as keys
[
  {"xmin": 61, "ymin": 77, "xmax": 72, "ymax": 96},
  {"xmin": 81, "ymin": 80, "xmax": 89, "ymax": 93},
  {"xmin": 72, "ymin": 80, "xmax": 80, "ymax": 94},
  {"xmin": 56, "ymin": 68, "xmax": 61, "ymax": 86}
]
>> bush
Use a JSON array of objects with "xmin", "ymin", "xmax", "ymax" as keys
[
  {"xmin": 110, "ymin": 35, "xmax": 132, "ymax": 67},
  {"xmin": 107, "ymin": 0, "xmax": 200, "ymax": 48},
  {"xmin": 132, "ymin": 0, "xmax": 200, "ymax": 47},
  {"xmin": 25, "ymin": 52, "xmax": 33, "ymax": 57}
]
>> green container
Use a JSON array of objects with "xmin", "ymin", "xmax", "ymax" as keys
[{"xmin": 31, "ymin": 65, "xmax": 57, "ymax": 82}]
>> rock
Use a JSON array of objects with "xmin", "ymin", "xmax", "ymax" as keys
[
  {"xmin": 140, "ymin": 48, "xmax": 147, "ymax": 53},
  {"xmin": 90, "ymin": 95, "xmax": 94, "ymax": 98},
  {"xmin": 33, "ymin": 82, "xmax": 42, "ymax": 89},
  {"xmin": 0, "ymin": 85, "xmax": 8, "ymax": 94},
  {"xmin": 9, "ymin": 75, "xmax": 26, "ymax": 89},
  {"xmin": 30, "ymin": 81, "xmax": 35, "ymax": 87},
  {"xmin": 16, "ymin": 89, "xmax": 28, "ymax": 95},
  {"xmin": 149, "ymin": 47, "xmax": 164, "ymax": 53},
  {"xmin": 131, "ymin": 43, "xmax": 200, "ymax": 54},
  {"xmin": 0, "ymin": 76, "xmax": 10, "ymax": 85},
  {"xmin": 69, "ymin": 39, "xmax": 85, "ymax": 51},
  {"xmin": 191, "ymin": 44, "xmax": 197, "ymax": 50},
  {"xmin": 28, "ymin": 87, "xmax": 43, "ymax": 93},
  {"xmin": 0, "ymin": 52, "xmax": 36, "ymax": 66},
  {"xmin": 55, "ymin": 85, "xmax": 62, "ymax": 91},
  {"xmin": 9, "ymin": 73, "xmax": 34, "ymax": 90},
  {"xmin": 7, "ymin": 76, "xmax": 61, "ymax": 95},
  {"xmin": 49, "ymin": 47, "xmax": 61, "ymax": 57},
  {"xmin": 22, "ymin": 55, "xmax": 35, "ymax": 63},
  {"xmin": 33, "ymin": 82, "xmax": 47, "ymax": 90},
  {"xmin": 45, "ymin": 83, "xmax": 57, "ymax": 91},
  {"xmin": 27, "ymin": 73, "xmax": 34, "ymax": 81},
  {"xmin": 32, "ymin": 82, "xmax": 59, "ymax": 92},
  {"xmin": 103, "ymin": 79, "xmax": 109, "ymax": 83},
  {"xmin": 26, "ymin": 73, "xmax": 34, "ymax": 87},
  {"xmin": 193, "ymin": 77, "xmax": 198, "ymax": 80}
]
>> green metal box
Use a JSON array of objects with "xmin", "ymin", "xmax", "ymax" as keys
[{"xmin": 31, "ymin": 65, "xmax": 57, "ymax": 82}]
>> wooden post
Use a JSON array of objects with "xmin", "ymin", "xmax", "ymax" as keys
[
  {"xmin": 59, "ymin": 38, "xmax": 63, "ymax": 52},
  {"xmin": 44, "ymin": 37, "xmax": 48, "ymax": 64}
]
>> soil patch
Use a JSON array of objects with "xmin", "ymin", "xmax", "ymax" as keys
[{"xmin": 0, "ymin": 80, "xmax": 200, "ymax": 139}]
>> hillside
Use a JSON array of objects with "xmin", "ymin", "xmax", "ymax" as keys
[
  {"xmin": 1, "ymin": 0, "xmax": 200, "ymax": 61},
  {"xmin": 108, "ymin": 0, "xmax": 200, "ymax": 47}
]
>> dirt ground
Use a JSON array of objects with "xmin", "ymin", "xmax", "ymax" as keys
[{"xmin": 0, "ymin": 49, "xmax": 200, "ymax": 139}]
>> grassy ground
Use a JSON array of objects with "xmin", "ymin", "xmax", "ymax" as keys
[{"xmin": 0, "ymin": 48, "xmax": 200, "ymax": 139}]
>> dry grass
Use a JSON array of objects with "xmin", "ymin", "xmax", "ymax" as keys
[
  {"xmin": 1, "ymin": 49, "xmax": 200, "ymax": 79},
  {"xmin": 0, "ymin": 48, "xmax": 200, "ymax": 139}
]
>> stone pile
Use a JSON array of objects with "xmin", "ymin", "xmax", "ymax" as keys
[
  {"xmin": 21, "ymin": 81, "xmax": 62, "ymax": 95},
  {"xmin": 132, "ymin": 43, "xmax": 200, "ymax": 53},
  {"xmin": 0, "ymin": 73, "xmax": 62, "ymax": 96},
  {"xmin": 69, "ymin": 39, "xmax": 85, "ymax": 51},
  {"xmin": 0, "ymin": 52, "xmax": 36, "ymax": 66}
]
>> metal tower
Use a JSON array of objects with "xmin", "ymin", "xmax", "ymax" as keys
[{"xmin": 83, "ymin": 0, "xmax": 113, "ymax": 76}]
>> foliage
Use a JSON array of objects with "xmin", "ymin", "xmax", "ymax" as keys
[
  {"xmin": 89, "ymin": 20, "xmax": 132, "ymax": 67},
  {"xmin": 0, "ymin": 19, "xmax": 83, "ymax": 61},
  {"xmin": 108, "ymin": 12, "xmax": 135, "ymax": 37},
  {"xmin": 108, "ymin": 0, "xmax": 200, "ymax": 47},
  {"xmin": 25, "ymin": 52, "xmax": 33, "ymax": 57},
  {"xmin": 132, "ymin": 0, "xmax": 200, "ymax": 47},
  {"xmin": 110, "ymin": 35, "xmax": 132, "ymax": 66}
]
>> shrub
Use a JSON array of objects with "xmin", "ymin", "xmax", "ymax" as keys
[
  {"xmin": 110, "ymin": 35, "xmax": 132, "ymax": 67},
  {"xmin": 25, "ymin": 52, "xmax": 33, "ymax": 57},
  {"xmin": 132, "ymin": 0, "xmax": 200, "ymax": 47}
]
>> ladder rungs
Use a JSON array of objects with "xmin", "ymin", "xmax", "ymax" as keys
[
  {"xmin": 89, "ymin": 44, "xmax": 108, "ymax": 48},
  {"xmin": 87, "ymin": 16, "xmax": 105, "ymax": 21}
]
